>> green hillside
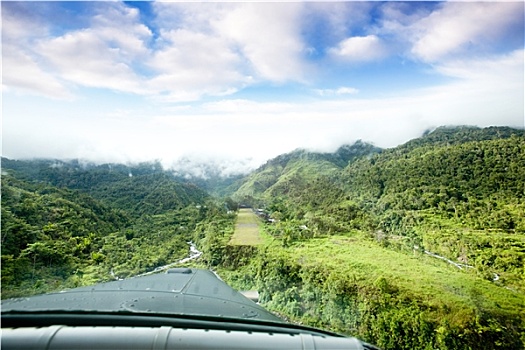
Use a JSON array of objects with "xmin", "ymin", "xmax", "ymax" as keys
[
  {"xmin": 2, "ymin": 159, "xmax": 209, "ymax": 217},
  {"xmin": 1, "ymin": 161, "xmax": 228, "ymax": 299},
  {"xmin": 212, "ymin": 126, "xmax": 525, "ymax": 349},
  {"xmin": 340, "ymin": 128, "xmax": 525, "ymax": 290},
  {"xmin": 233, "ymin": 141, "xmax": 380, "ymax": 204}
]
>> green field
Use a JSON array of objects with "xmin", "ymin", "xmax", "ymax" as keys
[
  {"xmin": 229, "ymin": 209, "xmax": 263, "ymax": 245},
  {"xmin": 219, "ymin": 232, "xmax": 525, "ymax": 349}
]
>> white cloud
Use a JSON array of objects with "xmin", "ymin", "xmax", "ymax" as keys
[
  {"xmin": 3, "ymin": 1, "xmax": 522, "ymax": 105},
  {"xmin": 2, "ymin": 2, "xmax": 153, "ymax": 97},
  {"xmin": 434, "ymin": 49, "xmax": 524, "ymax": 82},
  {"xmin": 329, "ymin": 35, "xmax": 387, "ymax": 62},
  {"xmin": 201, "ymin": 99, "xmax": 296, "ymax": 114},
  {"xmin": 380, "ymin": 2, "xmax": 433, "ymax": 29},
  {"xmin": 212, "ymin": 3, "xmax": 309, "ymax": 82},
  {"xmin": 336, "ymin": 87, "xmax": 359, "ymax": 95},
  {"xmin": 314, "ymin": 87, "xmax": 359, "ymax": 96},
  {"xmin": 40, "ymin": 31, "xmax": 144, "ymax": 93},
  {"xmin": 152, "ymin": 2, "xmax": 310, "ymax": 84},
  {"xmin": 4, "ymin": 50, "xmax": 522, "ymax": 171},
  {"xmin": 143, "ymin": 2, "xmax": 311, "ymax": 101},
  {"xmin": 147, "ymin": 28, "xmax": 249, "ymax": 102},
  {"xmin": 425, "ymin": 50, "xmax": 524, "ymax": 126},
  {"xmin": 36, "ymin": 3, "xmax": 151, "ymax": 94},
  {"xmin": 1, "ymin": 2, "xmax": 57, "ymax": 43},
  {"xmin": 2, "ymin": 46, "xmax": 73, "ymax": 99},
  {"xmin": 91, "ymin": 4, "xmax": 152, "ymax": 58},
  {"xmin": 409, "ymin": 2, "xmax": 524, "ymax": 62},
  {"xmin": 1, "ymin": 3, "xmax": 71, "ymax": 98},
  {"xmin": 159, "ymin": 51, "xmax": 523, "ymax": 157}
]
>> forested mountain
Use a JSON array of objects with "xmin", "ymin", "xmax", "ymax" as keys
[
  {"xmin": 229, "ymin": 127, "xmax": 524, "ymax": 283},
  {"xmin": 2, "ymin": 174, "xmax": 126, "ymax": 297},
  {"xmin": 232, "ymin": 140, "xmax": 381, "ymax": 204},
  {"xmin": 399, "ymin": 125, "xmax": 522, "ymax": 151},
  {"xmin": 212, "ymin": 126, "xmax": 525, "ymax": 349},
  {"xmin": 2, "ymin": 159, "xmax": 209, "ymax": 217},
  {"xmin": 1, "ymin": 159, "xmax": 228, "ymax": 299}
]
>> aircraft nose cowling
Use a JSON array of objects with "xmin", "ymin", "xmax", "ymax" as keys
[{"xmin": 120, "ymin": 294, "xmax": 262, "ymax": 319}]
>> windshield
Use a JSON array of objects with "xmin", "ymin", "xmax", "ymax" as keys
[{"xmin": 2, "ymin": 2, "xmax": 524, "ymax": 350}]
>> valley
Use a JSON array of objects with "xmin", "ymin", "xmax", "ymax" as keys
[{"xmin": 1, "ymin": 126, "xmax": 524, "ymax": 349}]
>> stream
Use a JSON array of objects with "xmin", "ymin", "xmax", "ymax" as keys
[
  {"xmin": 423, "ymin": 250, "xmax": 473, "ymax": 270},
  {"xmin": 422, "ymin": 248, "xmax": 500, "ymax": 282}
]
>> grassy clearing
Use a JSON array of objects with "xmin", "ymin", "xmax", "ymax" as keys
[
  {"xmin": 233, "ymin": 233, "xmax": 525, "ymax": 348},
  {"xmin": 229, "ymin": 209, "xmax": 263, "ymax": 246},
  {"xmin": 217, "ymin": 229, "xmax": 525, "ymax": 348},
  {"xmin": 287, "ymin": 234, "xmax": 524, "ymax": 318}
]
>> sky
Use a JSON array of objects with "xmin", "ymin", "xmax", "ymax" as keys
[{"xmin": 2, "ymin": 1, "xmax": 524, "ymax": 175}]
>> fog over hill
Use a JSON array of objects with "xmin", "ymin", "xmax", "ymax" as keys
[
  {"xmin": 3, "ymin": 2, "xmax": 523, "ymax": 185},
  {"xmin": 3, "ymin": 125, "xmax": 524, "ymax": 184},
  {"xmin": 168, "ymin": 155, "xmax": 263, "ymax": 179}
]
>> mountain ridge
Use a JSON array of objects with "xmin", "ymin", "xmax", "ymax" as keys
[{"xmin": 230, "ymin": 140, "xmax": 382, "ymax": 203}]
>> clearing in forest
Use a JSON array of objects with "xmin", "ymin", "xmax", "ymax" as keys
[{"xmin": 229, "ymin": 208, "xmax": 263, "ymax": 246}]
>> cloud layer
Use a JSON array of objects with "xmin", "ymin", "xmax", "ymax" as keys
[
  {"xmin": 2, "ymin": 1, "xmax": 523, "ymax": 172},
  {"xmin": 4, "ymin": 2, "xmax": 521, "ymax": 101}
]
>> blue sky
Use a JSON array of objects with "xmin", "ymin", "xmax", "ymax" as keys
[{"xmin": 2, "ymin": 1, "xmax": 524, "ymax": 175}]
